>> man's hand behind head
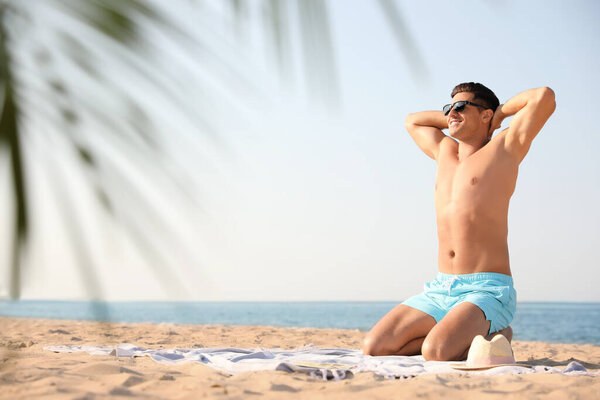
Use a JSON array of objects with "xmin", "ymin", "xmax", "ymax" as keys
[{"xmin": 489, "ymin": 104, "xmax": 506, "ymax": 136}]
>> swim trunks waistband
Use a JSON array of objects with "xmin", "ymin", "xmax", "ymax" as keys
[{"xmin": 436, "ymin": 272, "xmax": 513, "ymax": 285}]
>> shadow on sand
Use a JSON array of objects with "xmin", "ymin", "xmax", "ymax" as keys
[{"xmin": 526, "ymin": 357, "xmax": 600, "ymax": 370}]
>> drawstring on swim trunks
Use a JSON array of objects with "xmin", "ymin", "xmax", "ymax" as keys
[{"xmin": 447, "ymin": 276, "xmax": 459, "ymax": 295}]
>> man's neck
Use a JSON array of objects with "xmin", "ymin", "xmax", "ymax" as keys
[{"xmin": 457, "ymin": 135, "xmax": 488, "ymax": 162}]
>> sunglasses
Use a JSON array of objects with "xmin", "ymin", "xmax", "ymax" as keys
[{"xmin": 443, "ymin": 100, "xmax": 488, "ymax": 116}]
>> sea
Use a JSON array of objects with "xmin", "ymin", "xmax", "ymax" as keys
[{"xmin": 1, "ymin": 301, "xmax": 599, "ymax": 345}]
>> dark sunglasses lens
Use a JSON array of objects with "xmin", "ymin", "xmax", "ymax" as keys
[
  {"xmin": 443, "ymin": 104, "xmax": 452, "ymax": 115},
  {"xmin": 454, "ymin": 102, "xmax": 467, "ymax": 112}
]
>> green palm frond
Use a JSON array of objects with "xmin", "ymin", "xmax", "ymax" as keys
[{"xmin": 0, "ymin": 3, "xmax": 26, "ymax": 299}]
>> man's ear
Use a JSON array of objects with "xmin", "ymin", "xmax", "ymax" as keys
[{"xmin": 482, "ymin": 109, "xmax": 493, "ymax": 123}]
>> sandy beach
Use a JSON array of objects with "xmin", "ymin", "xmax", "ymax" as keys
[{"xmin": 1, "ymin": 317, "xmax": 599, "ymax": 399}]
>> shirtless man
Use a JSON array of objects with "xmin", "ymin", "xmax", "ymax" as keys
[{"xmin": 363, "ymin": 83, "xmax": 556, "ymax": 361}]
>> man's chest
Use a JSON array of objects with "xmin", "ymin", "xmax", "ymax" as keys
[{"xmin": 434, "ymin": 149, "xmax": 519, "ymax": 207}]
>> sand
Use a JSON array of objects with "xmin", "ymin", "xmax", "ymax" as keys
[{"xmin": 1, "ymin": 317, "xmax": 599, "ymax": 399}]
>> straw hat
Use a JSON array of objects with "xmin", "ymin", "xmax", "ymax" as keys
[{"xmin": 451, "ymin": 334, "xmax": 529, "ymax": 370}]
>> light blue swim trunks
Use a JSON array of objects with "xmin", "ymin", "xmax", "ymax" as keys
[{"xmin": 402, "ymin": 272, "xmax": 517, "ymax": 335}]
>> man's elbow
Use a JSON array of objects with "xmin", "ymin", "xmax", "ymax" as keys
[
  {"xmin": 537, "ymin": 86, "xmax": 556, "ymax": 107},
  {"xmin": 405, "ymin": 113, "xmax": 418, "ymax": 131},
  {"xmin": 533, "ymin": 87, "xmax": 556, "ymax": 115}
]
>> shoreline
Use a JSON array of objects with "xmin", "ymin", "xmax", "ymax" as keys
[
  {"xmin": 1, "ymin": 317, "xmax": 599, "ymax": 399},
  {"xmin": 1, "ymin": 313, "xmax": 598, "ymax": 346}
]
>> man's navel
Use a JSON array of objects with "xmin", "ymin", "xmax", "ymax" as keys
[
  {"xmin": 471, "ymin": 177, "xmax": 478, "ymax": 185},
  {"xmin": 449, "ymin": 249, "xmax": 455, "ymax": 258}
]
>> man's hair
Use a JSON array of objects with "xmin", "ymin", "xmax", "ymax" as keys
[{"xmin": 451, "ymin": 82, "xmax": 499, "ymax": 111}]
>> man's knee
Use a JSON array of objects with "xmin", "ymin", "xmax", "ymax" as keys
[
  {"xmin": 362, "ymin": 336, "xmax": 374, "ymax": 356},
  {"xmin": 421, "ymin": 336, "xmax": 461, "ymax": 361},
  {"xmin": 363, "ymin": 332, "xmax": 399, "ymax": 356},
  {"xmin": 362, "ymin": 334, "xmax": 383, "ymax": 356}
]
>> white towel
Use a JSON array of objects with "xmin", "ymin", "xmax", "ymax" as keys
[{"xmin": 44, "ymin": 344, "xmax": 598, "ymax": 381}]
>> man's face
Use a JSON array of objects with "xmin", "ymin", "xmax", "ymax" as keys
[{"xmin": 447, "ymin": 92, "xmax": 486, "ymax": 141}]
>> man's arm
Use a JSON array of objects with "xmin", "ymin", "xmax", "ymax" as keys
[
  {"xmin": 405, "ymin": 111, "xmax": 448, "ymax": 161},
  {"xmin": 490, "ymin": 87, "xmax": 556, "ymax": 161}
]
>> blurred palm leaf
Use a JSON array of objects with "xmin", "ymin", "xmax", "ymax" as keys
[
  {"xmin": 0, "ymin": 3, "xmax": 25, "ymax": 299},
  {"xmin": 0, "ymin": 0, "xmax": 426, "ymax": 299}
]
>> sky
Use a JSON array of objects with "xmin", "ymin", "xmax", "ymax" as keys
[{"xmin": 2, "ymin": 0, "xmax": 599, "ymax": 302}]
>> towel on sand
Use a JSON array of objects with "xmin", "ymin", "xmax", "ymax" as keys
[{"xmin": 45, "ymin": 344, "xmax": 597, "ymax": 381}]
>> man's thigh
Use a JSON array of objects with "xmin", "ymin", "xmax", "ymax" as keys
[
  {"xmin": 421, "ymin": 302, "xmax": 490, "ymax": 361},
  {"xmin": 363, "ymin": 304, "xmax": 436, "ymax": 356}
]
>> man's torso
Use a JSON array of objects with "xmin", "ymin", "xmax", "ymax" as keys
[{"xmin": 434, "ymin": 131, "xmax": 520, "ymax": 275}]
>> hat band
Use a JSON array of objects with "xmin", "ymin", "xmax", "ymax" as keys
[{"xmin": 467, "ymin": 355, "xmax": 515, "ymax": 367}]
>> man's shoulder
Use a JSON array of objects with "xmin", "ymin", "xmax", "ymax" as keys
[
  {"xmin": 439, "ymin": 136, "xmax": 458, "ymax": 151},
  {"xmin": 488, "ymin": 128, "xmax": 523, "ymax": 161},
  {"xmin": 434, "ymin": 137, "xmax": 459, "ymax": 164},
  {"xmin": 490, "ymin": 128, "xmax": 510, "ymax": 142}
]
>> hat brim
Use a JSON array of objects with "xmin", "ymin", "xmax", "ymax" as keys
[{"xmin": 450, "ymin": 362, "xmax": 532, "ymax": 371}]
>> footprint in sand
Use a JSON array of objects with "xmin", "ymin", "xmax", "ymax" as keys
[
  {"xmin": 73, "ymin": 363, "xmax": 143, "ymax": 376},
  {"xmin": 243, "ymin": 389, "xmax": 263, "ymax": 396},
  {"xmin": 48, "ymin": 329, "xmax": 70, "ymax": 334},
  {"xmin": 109, "ymin": 387, "xmax": 133, "ymax": 396},
  {"xmin": 105, "ymin": 374, "xmax": 146, "ymax": 388},
  {"xmin": 74, "ymin": 363, "xmax": 147, "ymax": 390},
  {"xmin": 270, "ymin": 383, "xmax": 300, "ymax": 393}
]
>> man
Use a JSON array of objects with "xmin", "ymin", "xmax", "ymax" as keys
[{"xmin": 363, "ymin": 83, "xmax": 555, "ymax": 361}]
